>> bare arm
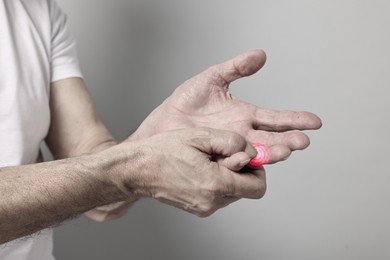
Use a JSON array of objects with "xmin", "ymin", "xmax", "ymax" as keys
[
  {"xmin": 43, "ymin": 51, "xmax": 322, "ymax": 221},
  {"xmin": 0, "ymin": 127, "xmax": 265, "ymax": 244},
  {"xmin": 0, "ymin": 148, "xmax": 129, "ymax": 243},
  {"xmin": 46, "ymin": 77, "xmax": 116, "ymax": 158},
  {"xmin": 0, "ymin": 78, "xmax": 264, "ymax": 243},
  {"xmin": 45, "ymin": 78, "xmax": 135, "ymax": 222},
  {"xmin": 0, "ymin": 50, "xmax": 321, "ymax": 243},
  {"xmin": 0, "ymin": 78, "xmax": 129, "ymax": 241}
]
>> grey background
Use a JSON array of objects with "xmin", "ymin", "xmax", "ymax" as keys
[{"xmin": 51, "ymin": 0, "xmax": 390, "ymax": 259}]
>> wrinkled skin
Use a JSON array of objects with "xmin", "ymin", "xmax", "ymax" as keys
[
  {"xmin": 87, "ymin": 49, "xmax": 322, "ymax": 221},
  {"xmin": 131, "ymin": 49, "xmax": 322, "ymax": 164}
]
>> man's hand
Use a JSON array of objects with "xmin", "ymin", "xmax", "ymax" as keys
[
  {"xmin": 107, "ymin": 128, "xmax": 265, "ymax": 217},
  {"xmin": 131, "ymin": 50, "xmax": 322, "ymax": 164}
]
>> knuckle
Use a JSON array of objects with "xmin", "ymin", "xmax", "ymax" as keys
[
  {"xmin": 274, "ymin": 146, "xmax": 291, "ymax": 161},
  {"xmin": 196, "ymin": 185, "xmax": 222, "ymax": 217},
  {"xmin": 205, "ymin": 179, "xmax": 224, "ymax": 195},
  {"xmin": 197, "ymin": 204, "xmax": 215, "ymax": 218},
  {"xmin": 193, "ymin": 127, "xmax": 215, "ymax": 142},
  {"xmin": 227, "ymin": 132, "xmax": 246, "ymax": 151},
  {"xmin": 205, "ymin": 175, "xmax": 236, "ymax": 197},
  {"xmin": 204, "ymin": 65, "xmax": 227, "ymax": 86},
  {"xmin": 197, "ymin": 211, "xmax": 211, "ymax": 218}
]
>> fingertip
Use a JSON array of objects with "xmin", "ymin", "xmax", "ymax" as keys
[
  {"xmin": 245, "ymin": 142, "xmax": 257, "ymax": 158},
  {"xmin": 220, "ymin": 152, "xmax": 252, "ymax": 172},
  {"xmin": 313, "ymin": 116, "xmax": 323, "ymax": 129},
  {"xmin": 252, "ymin": 49, "xmax": 267, "ymax": 64},
  {"xmin": 301, "ymin": 111, "xmax": 323, "ymax": 130},
  {"xmin": 289, "ymin": 132, "xmax": 311, "ymax": 150},
  {"xmin": 237, "ymin": 49, "xmax": 267, "ymax": 77}
]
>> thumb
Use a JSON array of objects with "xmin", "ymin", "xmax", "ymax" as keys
[
  {"xmin": 218, "ymin": 152, "xmax": 252, "ymax": 172},
  {"xmin": 189, "ymin": 128, "xmax": 256, "ymax": 159},
  {"xmin": 204, "ymin": 49, "xmax": 267, "ymax": 85}
]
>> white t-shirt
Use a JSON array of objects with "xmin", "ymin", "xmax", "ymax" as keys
[{"xmin": 0, "ymin": 0, "xmax": 82, "ymax": 259}]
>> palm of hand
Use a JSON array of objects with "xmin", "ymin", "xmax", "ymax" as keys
[{"xmin": 160, "ymin": 78, "xmax": 254, "ymax": 138}]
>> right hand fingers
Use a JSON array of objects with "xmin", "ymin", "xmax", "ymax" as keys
[
  {"xmin": 184, "ymin": 128, "xmax": 267, "ymax": 201},
  {"xmin": 186, "ymin": 129, "xmax": 267, "ymax": 213},
  {"xmin": 227, "ymin": 167, "xmax": 267, "ymax": 199},
  {"xmin": 186, "ymin": 167, "xmax": 266, "ymax": 217},
  {"xmin": 184, "ymin": 127, "xmax": 257, "ymax": 158},
  {"xmin": 133, "ymin": 128, "xmax": 266, "ymax": 216}
]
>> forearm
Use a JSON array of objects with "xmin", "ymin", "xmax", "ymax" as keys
[
  {"xmin": 44, "ymin": 77, "xmax": 141, "ymax": 223},
  {"xmin": 47, "ymin": 120, "xmax": 117, "ymax": 158},
  {"xmin": 0, "ymin": 152, "xmax": 128, "ymax": 244},
  {"xmin": 46, "ymin": 77, "xmax": 118, "ymax": 159}
]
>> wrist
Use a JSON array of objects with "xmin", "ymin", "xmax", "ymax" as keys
[{"xmin": 95, "ymin": 141, "xmax": 151, "ymax": 201}]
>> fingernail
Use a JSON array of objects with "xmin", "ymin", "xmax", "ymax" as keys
[{"xmin": 245, "ymin": 143, "xmax": 257, "ymax": 158}]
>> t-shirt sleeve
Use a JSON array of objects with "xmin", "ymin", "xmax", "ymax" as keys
[{"xmin": 49, "ymin": 0, "xmax": 83, "ymax": 83}]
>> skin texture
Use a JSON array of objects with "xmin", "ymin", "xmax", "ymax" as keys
[
  {"xmin": 0, "ymin": 49, "xmax": 321, "ymax": 244},
  {"xmin": 131, "ymin": 50, "xmax": 322, "ymax": 163},
  {"xmin": 89, "ymin": 50, "xmax": 320, "ymax": 220},
  {"xmin": 112, "ymin": 129, "xmax": 266, "ymax": 217},
  {"xmin": 98, "ymin": 50, "xmax": 321, "ymax": 221},
  {"xmin": 0, "ymin": 127, "xmax": 262, "ymax": 243}
]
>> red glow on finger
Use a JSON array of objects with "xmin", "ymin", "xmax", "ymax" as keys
[{"xmin": 248, "ymin": 143, "xmax": 268, "ymax": 169}]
